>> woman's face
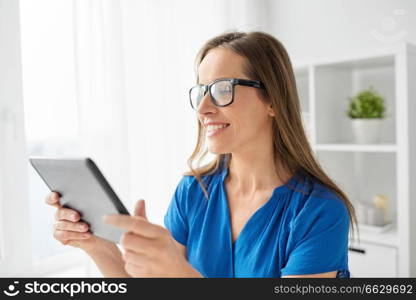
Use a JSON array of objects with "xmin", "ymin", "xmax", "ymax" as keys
[{"xmin": 197, "ymin": 47, "xmax": 274, "ymax": 155}]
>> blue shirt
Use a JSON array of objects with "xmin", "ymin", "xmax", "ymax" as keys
[{"xmin": 164, "ymin": 166, "xmax": 350, "ymax": 278}]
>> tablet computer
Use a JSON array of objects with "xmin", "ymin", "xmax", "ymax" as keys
[{"xmin": 29, "ymin": 157, "xmax": 130, "ymax": 243}]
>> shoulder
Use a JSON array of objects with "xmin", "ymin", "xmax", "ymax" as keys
[
  {"xmin": 175, "ymin": 170, "xmax": 220, "ymax": 195},
  {"xmin": 289, "ymin": 177, "xmax": 350, "ymax": 229},
  {"xmin": 307, "ymin": 183, "xmax": 349, "ymax": 217},
  {"xmin": 179, "ymin": 166, "xmax": 226, "ymax": 191},
  {"xmin": 175, "ymin": 175, "xmax": 197, "ymax": 193},
  {"xmin": 172, "ymin": 170, "xmax": 222, "ymax": 210}
]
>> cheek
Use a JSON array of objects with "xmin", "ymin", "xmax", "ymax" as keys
[{"xmin": 229, "ymin": 105, "xmax": 270, "ymax": 137}]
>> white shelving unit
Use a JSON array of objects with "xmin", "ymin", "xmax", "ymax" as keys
[{"xmin": 294, "ymin": 43, "xmax": 416, "ymax": 277}]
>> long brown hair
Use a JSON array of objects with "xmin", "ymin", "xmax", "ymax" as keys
[{"xmin": 185, "ymin": 31, "xmax": 358, "ymax": 240}]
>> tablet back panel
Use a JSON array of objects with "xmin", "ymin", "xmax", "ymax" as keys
[{"xmin": 30, "ymin": 157, "xmax": 130, "ymax": 243}]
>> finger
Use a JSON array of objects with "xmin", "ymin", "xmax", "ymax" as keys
[
  {"xmin": 53, "ymin": 229, "xmax": 91, "ymax": 241},
  {"xmin": 54, "ymin": 220, "xmax": 89, "ymax": 232},
  {"xmin": 134, "ymin": 199, "xmax": 147, "ymax": 220},
  {"xmin": 55, "ymin": 207, "xmax": 81, "ymax": 222},
  {"xmin": 45, "ymin": 192, "xmax": 61, "ymax": 208},
  {"xmin": 103, "ymin": 215, "xmax": 163, "ymax": 238},
  {"xmin": 120, "ymin": 232, "xmax": 157, "ymax": 254}
]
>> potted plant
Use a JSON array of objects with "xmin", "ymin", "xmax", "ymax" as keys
[{"xmin": 347, "ymin": 87, "xmax": 386, "ymax": 144}]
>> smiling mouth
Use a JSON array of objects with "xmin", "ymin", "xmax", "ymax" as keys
[{"xmin": 206, "ymin": 124, "xmax": 230, "ymax": 137}]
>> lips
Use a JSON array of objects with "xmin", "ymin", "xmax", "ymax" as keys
[
  {"xmin": 205, "ymin": 123, "xmax": 230, "ymax": 137},
  {"xmin": 206, "ymin": 123, "xmax": 229, "ymax": 130},
  {"xmin": 204, "ymin": 121, "xmax": 230, "ymax": 126}
]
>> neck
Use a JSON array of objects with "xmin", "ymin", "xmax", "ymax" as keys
[{"xmin": 226, "ymin": 146, "xmax": 289, "ymax": 196}]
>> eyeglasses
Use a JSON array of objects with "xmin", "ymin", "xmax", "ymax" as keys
[{"xmin": 189, "ymin": 78, "xmax": 266, "ymax": 110}]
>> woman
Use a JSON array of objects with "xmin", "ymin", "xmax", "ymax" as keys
[{"xmin": 45, "ymin": 31, "xmax": 357, "ymax": 278}]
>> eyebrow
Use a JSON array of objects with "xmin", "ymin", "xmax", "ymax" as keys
[{"xmin": 197, "ymin": 77, "xmax": 240, "ymax": 85}]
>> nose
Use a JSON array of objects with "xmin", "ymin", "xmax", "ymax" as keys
[{"xmin": 196, "ymin": 91, "xmax": 217, "ymax": 116}]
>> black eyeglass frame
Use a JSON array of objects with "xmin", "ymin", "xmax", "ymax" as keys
[{"xmin": 189, "ymin": 78, "xmax": 266, "ymax": 110}]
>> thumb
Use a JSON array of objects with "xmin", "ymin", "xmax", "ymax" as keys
[{"xmin": 134, "ymin": 199, "xmax": 147, "ymax": 220}]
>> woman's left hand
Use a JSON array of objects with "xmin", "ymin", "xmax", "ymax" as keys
[{"xmin": 103, "ymin": 199, "xmax": 200, "ymax": 277}]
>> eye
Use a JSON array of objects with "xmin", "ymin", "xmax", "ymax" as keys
[
  {"xmin": 213, "ymin": 81, "xmax": 232, "ymax": 95},
  {"xmin": 219, "ymin": 85, "xmax": 232, "ymax": 94}
]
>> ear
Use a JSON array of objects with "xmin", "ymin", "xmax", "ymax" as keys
[{"xmin": 268, "ymin": 105, "xmax": 275, "ymax": 117}]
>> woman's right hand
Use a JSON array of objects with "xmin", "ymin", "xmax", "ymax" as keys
[{"xmin": 45, "ymin": 192, "xmax": 113, "ymax": 253}]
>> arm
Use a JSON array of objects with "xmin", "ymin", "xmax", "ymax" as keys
[
  {"xmin": 171, "ymin": 240, "xmax": 203, "ymax": 278},
  {"xmin": 85, "ymin": 235, "xmax": 201, "ymax": 278},
  {"xmin": 280, "ymin": 196, "xmax": 350, "ymax": 278},
  {"xmin": 89, "ymin": 199, "xmax": 201, "ymax": 278},
  {"xmin": 45, "ymin": 192, "xmax": 130, "ymax": 277},
  {"xmin": 84, "ymin": 242, "xmax": 130, "ymax": 278},
  {"xmin": 103, "ymin": 200, "xmax": 203, "ymax": 278},
  {"xmin": 282, "ymin": 271, "xmax": 337, "ymax": 278},
  {"xmin": 83, "ymin": 220, "xmax": 196, "ymax": 278}
]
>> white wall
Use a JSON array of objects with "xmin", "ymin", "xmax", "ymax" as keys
[{"xmin": 269, "ymin": 0, "xmax": 416, "ymax": 65}]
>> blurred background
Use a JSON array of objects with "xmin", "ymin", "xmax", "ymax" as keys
[{"xmin": 0, "ymin": 0, "xmax": 415, "ymax": 277}]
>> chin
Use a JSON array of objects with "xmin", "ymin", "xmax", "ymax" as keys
[{"xmin": 207, "ymin": 143, "xmax": 229, "ymax": 155}]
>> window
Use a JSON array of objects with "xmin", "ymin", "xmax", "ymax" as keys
[{"xmin": 20, "ymin": 0, "xmax": 86, "ymax": 270}]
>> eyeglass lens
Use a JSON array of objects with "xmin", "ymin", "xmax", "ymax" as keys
[{"xmin": 190, "ymin": 80, "xmax": 233, "ymax": 109}]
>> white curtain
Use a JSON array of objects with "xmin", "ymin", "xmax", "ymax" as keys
[
  {"xmin": 0, "ymin": 0, "xmax": 31, "ymax": 276},
  {"xmin": 73, "ymin": 0, "xmax": 131, "ymax": 208}
]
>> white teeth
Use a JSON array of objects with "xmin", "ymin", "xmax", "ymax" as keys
[{"xmin": 206, "ymin": 124, "xmax": 229, "ymax": 131}]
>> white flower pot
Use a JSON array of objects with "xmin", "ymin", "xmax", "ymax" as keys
[{"xmin": 351, "ymin": 118, "xmax": 383, "ymax": 144}]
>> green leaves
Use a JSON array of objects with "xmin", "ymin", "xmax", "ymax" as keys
[{"xmin": 347, "ymin": 87, "xmax": 386, "ymax": 119}]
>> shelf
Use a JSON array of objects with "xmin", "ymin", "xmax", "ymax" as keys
[
  {"xmin": 293, "ymin": 43, "xmax": 416, "ymax": 276},
  {"xmin": 314, "ymin": 55, "xmax": 396, "ymax": 145},
  {"xmin": 319, "ymin": 55, "xmax": 394, "ymax": 70},
  {"xmin": 316, "ymin": 151, "xmax": 397, "ymax": 222},
  {"xmin": 351, "ymin": 224, "xmax": 398, "ymax": 248},
  {"xmin": 314, "ymin": 143, "xmax": 397, "ymax": 153},
  {"xmin": 294, "ymin": 67, "xmax": 309, "ymax": 112}
]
